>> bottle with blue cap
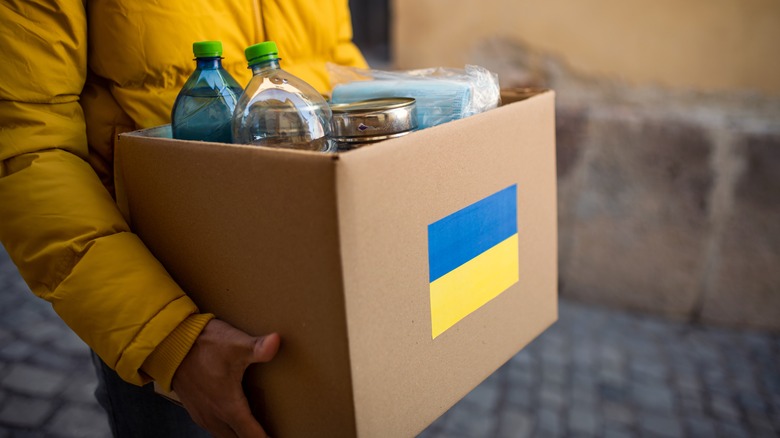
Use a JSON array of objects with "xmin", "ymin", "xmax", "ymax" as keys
[
  {"xmin": 171, "ymin": 41, "xmax": 244, "ymax": 143},
  {"xmin": 232, "ymin": 41, "xmax": 333, "ymax": 151}
]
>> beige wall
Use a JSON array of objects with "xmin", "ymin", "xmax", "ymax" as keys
[{"xmin": 393, "ymin": 0, "xmax": 780, "ymax": 95}]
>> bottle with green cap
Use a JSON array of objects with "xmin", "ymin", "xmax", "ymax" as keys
[
  {"xmin": 232, "ymin": 41, "xmax": 333, "ymax": 151},
  {"xmin": 171, "ymin": 41, "xmax": 244, "ymax": 143}
]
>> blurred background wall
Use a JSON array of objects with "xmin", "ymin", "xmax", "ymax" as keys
[{"xmin": 351, "ymin": 0, "xmax": 780, "ymax": 331}]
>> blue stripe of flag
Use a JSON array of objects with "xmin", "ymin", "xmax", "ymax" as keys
[{"xmin": 428, "ymin": 185, "xmax": 518, "ymax": 283}]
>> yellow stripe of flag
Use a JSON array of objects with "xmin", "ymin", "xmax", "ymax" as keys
[{"xmin": 430, "ymin": 234, "xmax": 519, "ymax": 338}]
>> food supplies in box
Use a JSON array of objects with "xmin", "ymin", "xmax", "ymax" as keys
[{"xmin": 328, "ymin": 64, "xmax": 501, "ymax": 129}]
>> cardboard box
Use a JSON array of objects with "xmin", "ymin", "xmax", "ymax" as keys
[{"xmin": 114, "ymin": 90, "xmax": 558, "ymax": 437}]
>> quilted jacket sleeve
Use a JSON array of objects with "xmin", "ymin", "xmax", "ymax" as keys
[{"xmin": 0, "ymin": 0, "xmax": 212, "ymax": 390}]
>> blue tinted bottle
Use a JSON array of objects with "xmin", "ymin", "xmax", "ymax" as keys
[{"xmin": 172, "ymin": 41, "xmax": 244, "ymax": 143}]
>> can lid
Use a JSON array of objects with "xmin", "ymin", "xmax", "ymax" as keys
[
  {"xmin": 193, "ymin": 41, "xmax": 223, "ymax": 58},
  {"xmin": 245, "ymin": 41, "xmax": 279, "ymax": 66},
  {"xmin": 330, "ymin": 98, "xmax": 417, "ymax": 140}
]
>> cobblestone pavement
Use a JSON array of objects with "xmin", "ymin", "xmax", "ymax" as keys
[{"xmin": 1, "ymin": 246, "xmax": 779, "ymax": 438}]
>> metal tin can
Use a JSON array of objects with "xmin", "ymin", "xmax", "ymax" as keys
[{"xmin": 330, "ymin": 97, "xmax": 418, "ymax": 151}]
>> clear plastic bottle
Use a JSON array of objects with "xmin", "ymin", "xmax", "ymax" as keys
[
  {"xmin": 171, "ymin": 41, "xmax": 244, "ymax": 143},
  {"xmin": 232, "ymin": 41, "xmax": 334, "ymax": 151}
]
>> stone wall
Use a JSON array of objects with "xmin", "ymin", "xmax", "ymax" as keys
[
  {"xmin": 483, "ymin": 39, "xmax": 780, "ymax": 331},
  {"xmin": 389, "ymin": 1, "xmax": 780, "ymax": 331},
  {"xmin": 392, "ymin": 0, "xmax": 780, "ymax": 94}
]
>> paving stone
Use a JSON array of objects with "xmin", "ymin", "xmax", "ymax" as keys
[
  {"xmin": 568, "ymin": 405, "xmax": 600, "ymax": 436},
  {"xmin": 0, "ymin": 328, "xmax": 12, "ymax": 347},
  {"xmin": 601, "ymin": 425, "xmax": 635, "ymax": 438},
  {"xmin": 673, "ymin": 372, "xmax": 702, "ymax": 393},
  {"xmin": 771, "ymin": 395, "xmax": 780, "ymax": 412},
  {"xmin": 28, "ymin": 346, "xmax": 78, "ymax": 372},
  {"xmin": 483, "ymin": 367, "xmax": 505, "ymax": 386},
  {"xmin": 511, "ymin": 350, "xmax": 535, "ymax": 367},
  {"xmin": 541, "ymin": 365, "xmax": 568, "ymax": 386},
  {"xmin": 600, "ymin": 382, "xmax": 630, "ymax": 404},
  {"xmin": 598, "ymin": 367, "xmax": 628, "ymax": 388},
  {"xmin": 631, "ymin": 383, "xmax": 675, "ymax": 413},
  {"xmin": 638, "ymin": 412, "xmax": 683, "ymax": 438},
  {"xmin": 45, "ymin": 404, "xmax": 111, "ymax": 438},
  {"xmin": 415, "ymin": 426, "xmax": 439, "ymax": 438},
  {"xmin": 424, "ymin": 409, "xmax": 451, "ymax": 435},
  {"xmin": 678, "ymin": 392, "xmax": 706, "ymax": 415},
  {"xmin": 736, "ymin": 391, "xmax": 767, "ymax": 414},
  {"xmin": 508, "ymin": 365, "xmax": 534, "ymax": 388},
  {"xmin": 746, "ymin": 416, "xmax": 777, "ymax": 438},
  {"xmin": 461, "ymin": 381, "xmax": 500, "ymax": 412},
  {"xmin": 686, "ymin": 342, "xmax": 720, "ymax": 363},
  {"xmin": 1, "ymin": 308, "xmax": 47, "ymax": 331},
  {"xmin": 571, "ymin": 385, "xmax": 597, "ymax": 405},
  {"xmin": 18, "ymin": 320, "xmax": 67, "ymax": 345},
  {"xmin": 701, "ymin": 367, "xmax": 728, "ymax": 385},
  {"xmin": 572, "ymin": 346, "xmax": 596, "ymax": 368},
  {"xmin": 1, "ymin": 364, "xmax": 67, "ymax": 397},
  {"xmin": 506, "ymin": 385, "xmax": 535, "ymax": 410},
  {"xmin": 61, "ymin": 375, "xmax": 99, "ymax": 405},
  {"xmin": 630, "ymin": 360, "xmax": 668, "ymax": 383},
  {"xmin": 535, "ymin": 408, "xmax": 563, "ymax": 437},
  {"xmin": 750, "ymin": 427, "xmax": 780, "ymax": 438},
  {"xmin": 52, "ymin": 330, "xmax": 90, "ymax": 356},
  {"xmin": 684, "ymin": 416, "xmax": 717, "ymax": 438},
  {"xmin": 5, "ymin": 430, "xmax": 46, "ymax": 438},
  {"xmin": 538, "ymin": 385, "xmax": 566, "ymax": 410},
  {"xmin": 602, "ymin": 402, "xmax": 635, "ymax": 426},
  {"xmin": 709, "ymin": 395, "xmax": 741, "ymax": 421},
  {"xmin": 0, "ymin": 395, "xmax": 53, "ymax": 428},
  {"xmin": 539, "ymin": 331, "xmax": 567, "ymax": 349},
  {"xmin": 0, "ymin": 341, "xmax": 33, "ymax": 361},
  {"xmin": 441, "ymin": 403, "xmax": 495, "ymax": 437},
  {"xmin": 0, "ymin": 291, "xmax": 22, "ymax": 311},
  {"xmin": 598, "ymin": 345, "xmax": 626, "ymax": 364},
  {"xmin": 497, "ymin": 410, "xmax": 534, "ymax": 438},
  {"xmin": 716, "ymin": 421, "xmax": 751, "ymax": 438},
  {"xmin": 571, "ymin": 369, "xmax": 597, "ymax": 390},
  {"xmin": 761, "ymin": 373, "xmax": 780, "ymax": 393}
]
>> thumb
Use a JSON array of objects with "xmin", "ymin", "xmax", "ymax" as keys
[{"xmin": 248, "ymin": 333, "xmax": 281, "ymax": 364}]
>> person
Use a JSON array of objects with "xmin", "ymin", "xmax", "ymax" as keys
[{"xmin": 0, "ymin": 1, "xmax": 367, "ymax": 436}]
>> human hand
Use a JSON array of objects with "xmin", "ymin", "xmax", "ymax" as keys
[{"xmin": 171, "ymin": 319, "xmax": 281, "ymax": 438}]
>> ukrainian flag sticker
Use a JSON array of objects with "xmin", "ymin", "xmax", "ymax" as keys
[{"xmin": 428, "ymin": 185, "xmax": 519, "ymax": 339}]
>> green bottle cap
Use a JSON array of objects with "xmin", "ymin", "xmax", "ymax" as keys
[
  {"xmin": 192, "ymin": 41, "xmax": 223, "ymax": 58},
  {"xmin": 245, "ymin": 41, "xmax": 279, "ymax": 66}
]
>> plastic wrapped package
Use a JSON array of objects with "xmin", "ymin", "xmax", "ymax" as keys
[{"xmin": 328, "ymin": 64, "xmax": 501, "ymax": 130}]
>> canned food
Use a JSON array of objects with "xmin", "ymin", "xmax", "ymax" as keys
[{"xmin": 330, "ymin": 97, "xmax": 417, "ymax": 150}]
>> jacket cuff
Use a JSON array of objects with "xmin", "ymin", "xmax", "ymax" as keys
[{"xmin": 141, "ymin": 313, "xmax": 215, "ymax": 391}]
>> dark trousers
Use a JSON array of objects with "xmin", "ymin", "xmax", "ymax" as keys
[{"xmin": 91, "ymin": 351, "xmax": 211, "ymax": 438}]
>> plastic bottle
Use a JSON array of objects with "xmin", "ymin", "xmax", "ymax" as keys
[
  {"xmin": 171, "ymin": 41, "xmax": 244, "ymax": 143},
  {"xmin": 232, "ymin": 41, "xmax": 334, "ymax": 151}
]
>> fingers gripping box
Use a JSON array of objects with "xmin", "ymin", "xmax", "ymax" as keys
[{"xmin": 115, "ymin": 90, "xmax": 558, "ymax": 437}]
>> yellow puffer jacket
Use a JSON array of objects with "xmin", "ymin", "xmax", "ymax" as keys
[{"xmin": 0, "ymin": 0, "xmax": 366, "ymax": 391}]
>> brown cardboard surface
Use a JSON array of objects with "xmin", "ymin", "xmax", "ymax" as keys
[{"xmin": 115, "ymin": 90, "xmax": 558, "ymax": 437}]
